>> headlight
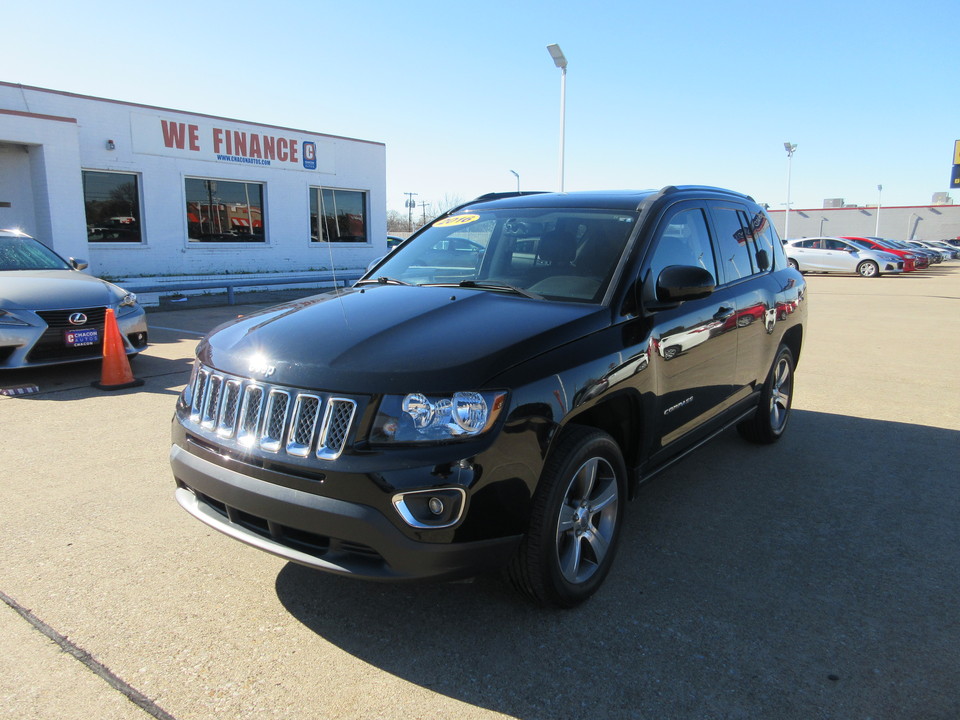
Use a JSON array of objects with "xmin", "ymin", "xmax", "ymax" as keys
[
  {"xmin": 119, "ymin": 292, "xmax": 137, "ymax": 307},
  {"xmin": 371, "ymin": 391, "xmax": 507, "ymax": 444},
  {"xmin": 0, "ymin": 309, "xmax": 31, "ymax": 326}
]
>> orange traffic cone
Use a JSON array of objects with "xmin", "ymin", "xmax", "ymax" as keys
[{"xmin": 92, "ymin": 308, "xmax": 144, "ymax": 391}]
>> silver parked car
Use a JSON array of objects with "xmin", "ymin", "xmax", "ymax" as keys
[
  {"xmin": 784, "ymin": 236, "xmax": 903, "ymax": 277},
  {"xmin": 0, "ymin": 229, "xmax": 148, "ymax": 369}
]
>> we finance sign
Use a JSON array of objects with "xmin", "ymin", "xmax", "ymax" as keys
[{"xmin": 130, "ymin": 113, "xmax": 333, "ymax": 172}]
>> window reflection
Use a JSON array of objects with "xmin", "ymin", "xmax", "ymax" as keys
[
  {"xmin": 185, "ymin": 178, "xmax": 265, "ymax": 242},
  {"xmin": 310, "ymin": 188, "xmax": 368, "ymax": 242},
  {"xmin": 83, "ymin": 171, "xmax": 142, "ymax": 243}
]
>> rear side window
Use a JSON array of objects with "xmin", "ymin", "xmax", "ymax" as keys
[{"xmin": 710, "ymin": 205, "xmax": 772, "ymax": 282}]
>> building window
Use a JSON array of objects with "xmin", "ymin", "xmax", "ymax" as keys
[
  {"xmin": 185, "ymin": 178, "xmax": 264, "ymax": 242},
  {"xmin": 310, "ymin": 188, "xmax": 368, "ymax": 242},
  {"xmin": 82, "ymin": 171, "xmax": 143, "ymax": 243}
]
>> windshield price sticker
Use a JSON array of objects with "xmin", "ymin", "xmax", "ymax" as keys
[{"xmin": 434, "ymin": 214, "xmax": 480, "ymax": 228}]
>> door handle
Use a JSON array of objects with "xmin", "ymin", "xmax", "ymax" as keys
[{"xmin": 714, "ymin": 307, "xmax": 735, "ymax": 321}]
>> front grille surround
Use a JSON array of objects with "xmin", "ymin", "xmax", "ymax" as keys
[{"xmin": 186, "ymin": 363, "xmax": 357, "ymax": 462}]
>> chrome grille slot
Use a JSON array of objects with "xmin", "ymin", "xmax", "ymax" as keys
[
  {"xmin": 260, "ymin": 390, "xmax": 290, "ymax": 452},
  {"xmin": 287, "ymin": 394, "xmax": 321, "ymax": 457},
  {"xmin": 216, "ymin": 380, "xmax": 242, "ymax": 438},
  {"xmin": 237, "ymin": 385, "xmax": 265, "ymax": 447},
  {"xmin": 317, "ymin": 398, "xmax": 357, "ymax": 460},
  {"xmin": 185, "ymin": 363, "xmax": 358, "ymax": 463},
  {"xmin": 191, "ymin": 368, "xmax": 210, "ymax": 421},
  {"xmin": 201, "ymin": 374, "xmax": 223, "ymax": 429}
]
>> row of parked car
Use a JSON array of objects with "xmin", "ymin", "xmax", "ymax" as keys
[{"xmin": 783, "ymin": 236, "xmax": 960, "ymax": 277}]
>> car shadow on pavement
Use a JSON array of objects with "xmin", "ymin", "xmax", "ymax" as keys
[
  {"xmin": 0, "ymin": 353, "xmax": 192, "ymax": 399},
  {"xmin": 275, "ymin": 409, "xmax": 960, "ymax": 720}
]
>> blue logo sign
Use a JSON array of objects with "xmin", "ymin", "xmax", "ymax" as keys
[{"xmin": 303, "ymin": 141, "xmax": 317, "ymax": 170}]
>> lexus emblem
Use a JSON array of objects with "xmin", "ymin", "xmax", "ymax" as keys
[{"xmin": 68, "ymin": 312, "xmax": 88, "ymax": 325}]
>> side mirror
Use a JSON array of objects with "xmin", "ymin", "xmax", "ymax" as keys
[
  {"xmin": 656, "ymin": 265, "xmax": 715, "ymax": 303},
  {"xmin": 69, "ymin": 257, "xmax": 89, "ymax": 271}
]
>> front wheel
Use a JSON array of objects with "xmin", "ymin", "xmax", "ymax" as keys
[
  {"xmin": 737, "ymin": 344, "xmax": 795, "ymax": 444},
  {"xmin": 857, "ymin": 260, "xmax": 880, "ymax": 277},
  {"xmin": 507, "ymin": 426, "xmax": 627, "ymax": 608}
]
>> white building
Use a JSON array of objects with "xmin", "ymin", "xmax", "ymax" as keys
[{"xmin": 0, "ymin": 82, "xmax": 386, "ymax": 277}]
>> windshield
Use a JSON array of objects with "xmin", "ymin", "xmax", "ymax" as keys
[
  {"xmin": 0, "ymin": 235, "xmax": 71, "ymax": 271},
  {"xmin": 365, "ymin": 208, "xmax": 638, "ymax": 303}
]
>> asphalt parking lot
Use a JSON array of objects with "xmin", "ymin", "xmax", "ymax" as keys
[{"xmin": 2, "ymin": 267, "xmax": 959, "ymax": 720}]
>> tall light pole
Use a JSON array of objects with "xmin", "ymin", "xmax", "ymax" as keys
[
  {"xmin": 875, "ymin": 184, "xmax": 883, "ymax": 236},
  {"xmin": 547, "ymin": 44, "xmax": 567, "ymax": 192},
  {"xmin": 783, "ymin": 142, "xmax": 797, "ymax": 239},
  {"xmin": 510, "ymin": 169, "xmax": 520, "ymax": 193}
]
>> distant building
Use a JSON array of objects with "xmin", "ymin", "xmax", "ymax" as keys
[
  {"xmin": 770, "ymin": 203, "xmax": 960, "ymax": 240},
  {"xmin": 0, "ymin": 82, "xmax": 386, "ymax": 277}
]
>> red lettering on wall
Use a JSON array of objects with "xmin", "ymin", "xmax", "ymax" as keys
[
  {"xmin": 288, "ymin": 139, "xmax": 298, "ymax": 163},
  {"xmin": 262, "ymin": 135, "xmax": 275, "ymax": 160},
  {"xmin": 213, "ymin": 128, "xmax": 224, "ymax": 154},
  {"xmin": 233, "ymin": 131, "xmax": 247, "ymax": 157},
  {"xmin": 188, "ymin": 125, "xmax": 200, "ymax": 151},
  {"xmin": 161, "ymin": 120, "xmax": 188, "ymax": 149},
  {"xmin": 249, "ymin": 134, "xmax": 262, "ymax": 159},
  {"xmin": 277, "ymin": 138, "xmax": 288, "ymax": 162}
]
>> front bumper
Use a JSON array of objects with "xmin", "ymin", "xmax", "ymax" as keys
[
  {"xmin": 170, "ymin": 443, "xmax": 522, "ymax": 580},
  {"xmin": 0, "ymin": 305, "xmax": 148, "ymax": 369}
]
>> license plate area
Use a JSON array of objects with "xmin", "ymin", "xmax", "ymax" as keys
[{"xmin": 64, "ymin": 327, "xmax": 100, "ymax": 347}]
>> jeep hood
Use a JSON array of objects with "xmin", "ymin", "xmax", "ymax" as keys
[{"xmin": 199, "ymin": 285, "xmax": 607, "ymax": 394}]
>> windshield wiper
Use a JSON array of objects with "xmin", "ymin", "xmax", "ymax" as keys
[
  {"xmin": 357, "ymin": 276, "xmax": 412, "ymax": 286},
  {"xmin": 457, "ymin": 280, "xmax": 543, "ymax": 300}
]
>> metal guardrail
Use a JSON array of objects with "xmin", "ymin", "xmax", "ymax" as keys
[{"xmin": 122, "ymin": 271, "xmax": 365, "ymax": 305}]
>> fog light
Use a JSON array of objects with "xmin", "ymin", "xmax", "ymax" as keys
[{"xmin": 392, "ymin": 488, "xmax": 466, "ymax": 529}]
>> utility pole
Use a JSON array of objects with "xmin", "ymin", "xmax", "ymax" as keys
[
  {"xmin": 418, "ymin": 201, "xmax": 431, "ymax": 227},
  {"xmin": 404, "ymin": 192, "xmax": 418, "ymax": 232}
]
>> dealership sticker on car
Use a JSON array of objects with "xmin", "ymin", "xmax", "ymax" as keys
[
  {"xmin": 434, "ymin": 214, "xmax": 480, "ymax": 227},
  {"xmin": 64, "ymin": 328, "xmax": 99, "ymax": 347}
]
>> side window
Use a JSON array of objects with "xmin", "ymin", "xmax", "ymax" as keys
[
  {"xmin": 647, "ymin": 207, "xmax": 717, "ymax": 283},
  {"xmin": 711, "ymin": 206, "xmax": 756, "ymax": 282},
  {"xmin": 750, "ymin": 210, "xmax": 779, "ymax": 269}
]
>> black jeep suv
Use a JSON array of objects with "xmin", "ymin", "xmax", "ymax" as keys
[{"xmin": 171, "ymin": 186, "xmax": 806, "ymax": 607}]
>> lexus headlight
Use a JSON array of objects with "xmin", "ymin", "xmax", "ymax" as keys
[
  {"xmin": 0, "ymin": 309, "xmax": 31, "ymax": 326},
  {"xmin": 371, "ymin": 391, "xmax": 507, "ymax": 444}
]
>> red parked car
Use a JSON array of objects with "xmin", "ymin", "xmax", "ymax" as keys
[{"xmin": 842, "ymin": 237, "xmax": 925, "ymax": 271}]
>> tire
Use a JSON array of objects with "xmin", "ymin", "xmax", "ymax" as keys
[
  {"xmin": 857, "ymin": 260, "xmax": 879, "ymax": 278},
  {"xmin": 507, "ymin": 426, "xmax": 627, "ymax": 608},
  {"xmin": 737, "ymin": 344, "xmax": 795, "ymax": 444},
  {"xmin": 788, "ymin": 258, "xmax": 800, "ymax": 271}
]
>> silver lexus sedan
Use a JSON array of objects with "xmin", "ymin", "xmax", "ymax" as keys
[{"xmin": 0, "ymin": 229, "xmax": 148, "ymax": 369}]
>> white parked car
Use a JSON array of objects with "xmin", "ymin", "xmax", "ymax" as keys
[{"xmin": 783, "ymin": 237, "xmax": 903, "ymax": 278}]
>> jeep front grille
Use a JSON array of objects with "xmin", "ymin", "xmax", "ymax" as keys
[{"xmin": 188, "ymin": 364, "xmax": 357, "ymax": 460}]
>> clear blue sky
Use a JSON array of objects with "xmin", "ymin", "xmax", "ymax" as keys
[{"xmin": 7, "ymin": 0, "xmax": 957, "ymax": 216}]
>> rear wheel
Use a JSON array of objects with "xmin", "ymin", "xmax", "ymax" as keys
[
  {"xmin": 507, "ymin": 426, "xmax": 626, "ymax": 608},
  {"xmin": 788, "ymin": 258, "xmax": 800, "ymax": 271},
  {"xmin": 738, "ymin": 344, "xmax": 794, "ymax": 444}
]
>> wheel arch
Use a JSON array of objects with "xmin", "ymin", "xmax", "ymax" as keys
[{"xmin": 552, "ymin": 390, "xmax": 647, "ymax": 499}]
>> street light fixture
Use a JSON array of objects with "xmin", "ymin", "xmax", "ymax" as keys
[
  {"xmin": 783, "ymin": 142, "xmax": 797, "ymax": 239},
  {"xmin": 546, "ymin": 43, "xmax": 567, "ymax": 192},
  {"xmin": 510, "ymin": 170, "xmax": 520, "ymax": 193}
]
